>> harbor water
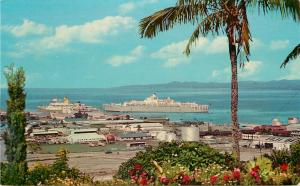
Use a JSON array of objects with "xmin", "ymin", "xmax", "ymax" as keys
[{"xmin": 1, "ymin": 88, "xmax": 299, "ymax": 124}]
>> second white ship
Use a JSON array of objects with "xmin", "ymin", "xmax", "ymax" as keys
[{"xmin": 103, "ymin": 94, "xmax": 209, "ymax": 113}]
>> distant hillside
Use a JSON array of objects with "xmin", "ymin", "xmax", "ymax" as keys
[{"xmin": 105, "ymin": 80, "xmax": 300, "ymax": 92}]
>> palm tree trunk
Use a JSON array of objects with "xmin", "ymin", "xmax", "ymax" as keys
[{"xmin": 227, "ymin": 27, "xmax": 241, "ymax": 164}]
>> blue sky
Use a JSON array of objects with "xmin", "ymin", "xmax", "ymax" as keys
[{"xmin": 1, "ymin": 0, "xmax": 299, "ymax": 88}]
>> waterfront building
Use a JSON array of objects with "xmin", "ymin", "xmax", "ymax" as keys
[
  {"xmin": 30, "ymin": 129, "xmax": 59, "ymax": 137},
  {"xmin": 250, "ymin": 135, "xmax": 299, "ymax": 150},
  {"xmin": 68, "ymin": 133, "xmax": 106, "ymax": 144},
  {"xmin": 118, "ymin": 132, "xmax": 153, "ymax": 141}
]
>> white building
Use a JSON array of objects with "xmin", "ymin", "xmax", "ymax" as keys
[
  {"xmin": 251, "ymin": 136, "xmax": 299, "ymax": 150},
  {"xmin": 67, "ymin": 133, "xmax": 106, "ymax": 144},
  {"xmin": 30, "ymin": 129, "xmax": 59, "ymax": 137},
  {"xmin": 67, "ymin": 128, "xmax": 106, "ymax": 143}
]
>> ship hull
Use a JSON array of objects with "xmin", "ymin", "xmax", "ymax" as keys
[{"xmin": 104, "ymin": 105, "xmax": 208, "ymax": 113}]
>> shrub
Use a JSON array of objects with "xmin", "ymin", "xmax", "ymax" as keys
[
  {"xmin": 26, "ymin": 148, "xmax": 93, "ymax": 185},
  {"xmin": 290, "ymin": 140, "xmax": 300, "ymax": 170},
  {"xmin": 115, "ymin": 141, "xmax": 235, "ymax": 180}
]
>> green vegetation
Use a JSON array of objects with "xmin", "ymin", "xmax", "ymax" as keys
[
  {"xmin": 26, "ymin": 149, "xmax": 93, "ymax": 185},
  {"xmin": 114, "ymin": 141, "xmax": 300, "ymax": 185},
  {"xmin": 139, "ymin": 0, "xmax": 300, "ymax": 164},
  {"xmin": 1, "ymin": 65, "xmax": 27, "ymax": 185},
  {"xmin": 281, "ymin": 44, "xmax": 300, "ymax": 68},
  {"xmin": 115, "ymin": 141, "xmax": 235, "ymax": 180}
]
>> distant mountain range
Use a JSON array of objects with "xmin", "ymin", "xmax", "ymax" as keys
[{"xmin": 106, "ymin": 80, "xmax": 300, "ymax": 91}]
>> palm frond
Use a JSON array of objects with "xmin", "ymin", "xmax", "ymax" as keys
[
  {"xmin": 247, "ymin": 0, "xmax": 300, "ymax": 21},
  {"xmin": 281, "ymin": 44, "xmax": 300, "ymax": 68},
  {"xmin": 185, "ymin": 10, "xmax": 227, "ymax": 55},
  {"xmin": 139, "ymin": 1, "xmax": 218, "ymax": 38}
]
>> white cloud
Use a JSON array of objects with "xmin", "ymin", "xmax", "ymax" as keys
[
  {"xmin": 118, "ymin": 2, "xmax": 136, "ymax": 14},
  {"xmin": 206, "ymin": 36, "xmax": 228, "ymax": 53},
  {"xmin": 38, "ymin": 16, "xmax": 136, "ymax": 49},
  {"xmin": 107, "ymin": 45, "xmax": 145, "ymax": 67},
  {"xmin": 239, "ymin": 61, "xmax": 262, "ymax": 78},
  {"xmin": 7, "ymin": 16, "xmax": 136, "ymax": 56},
  {"xmin": 251, "ymin": 38, "xmax": 263, "ymax": 50},
  {"xmin": 3, "ymin": 19, "xmax": 49, "ymax": 37},
  {"xmin": 151, "ymin": 37, "xmax": 230, "ymax": 68},
  {"xmin": 151, "ymin": 40, "xmax": 190, "ymax": 68},
  {"xmin": 282, "ymin": 59, "xmax": 300, "ymax": 80},
  {"xmin": 211, "ymin": 61, "xmax": 262, "ymax": 80},
  {"xmin": 118, "ymin": 0, "xmax": 159, "ymax": 14},
  {"xmin": 270, "ymin": 40, "xmax": 290, "ymax": 50}
]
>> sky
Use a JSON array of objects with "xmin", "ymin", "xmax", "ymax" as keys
[{"xmin": 1, "ymin": 0, "xmax": 300, "ymax": 88}]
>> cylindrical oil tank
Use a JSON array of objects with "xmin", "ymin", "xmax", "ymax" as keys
[
  {"xmin": 166, "ymin": 132, "xmax": 177, "ymax": 142},
  {"xmin": 181, "ymin": 126, "xmax": 199, "ymax": 141},
  {"xmin": 288, "ymin": 117, "xmax": 299, "ymax": 124},
  {"xmin": 157, "ymin": 131, "xmax": 167, "ymax": 141}
]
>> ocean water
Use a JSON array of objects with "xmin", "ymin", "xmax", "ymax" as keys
[{"xmin": 0, "ymin": 88, "xmax": 299, "ymax": 124}]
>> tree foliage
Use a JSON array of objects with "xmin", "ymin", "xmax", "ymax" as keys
[
  {"xmin": 281, "ymin": 44, "xmax": 300, "ymax": 68},
  {"xmin": 1, "ymin": 65, "xmax": 27, "ymax": 185}
]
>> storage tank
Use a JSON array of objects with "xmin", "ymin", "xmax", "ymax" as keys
[
  {"xmin": 288, "ymin": 117, "xmax": 299, "ymax": 124},
  {"xmin": 272, "ymin": 118, "xmax": 282, "ymax": 126},
  {"xmin": 166, "ymin": 132, "xmax": 177, "ymax": 142},
  {"xmin": 181, "ymin": 126, "xmax": 199, "ymax": 141},
  {"xmin": 156, "ymin": 131, "xmax": 167, "ymax": 141}
]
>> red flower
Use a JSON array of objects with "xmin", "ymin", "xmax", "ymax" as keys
[
  {"xmin": 210, "ymin": 175, "xmax": 218, "ymax": 185},
  {"xmin": 252, "ymin": 166, "xmax": 260, "ymax": 173},
  {"xmin": 250, "ymin": 170, "xmax": 258, "ymax": 178},
  {"xmin": 139, "ymin": 177, "xmax": 148, "ymax": 185},
  {"xmin": 255, "ymin": 176, "xmax": 261, "ymax": 183},
  {"xmin": 223, "ymin": 175, "xmax": 230, "ymax": 182},
  {"xmin": 134, "ymin": 163, "xmax": 142, "ymax": 171},
  {"xmin": 160, "ymin": 177, "xmax": 170, "ymax": 185},
  {"xmin": 140, "ymin": 172, "xmax": 147, "ymax": 178},
  {"xmin": 180, "ymin": 174, "xmax": 191, "ymax": 184},
  {"xmin": 128, "ymin": 169, "xmax": 135, "ymax": 176},
  {"xmin": 280, "ymin": 163, "xmax": 288, "ymax": 172},
  {"xmin": 232, "ymin": 168, "xmax": 241, "ymax": 180}
]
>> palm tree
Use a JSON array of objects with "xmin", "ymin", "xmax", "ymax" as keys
[
  {"xmin": 139, "ymin": 0, "xmax": 300, "ymax": 163},
  {"xmin": 281, "ymin": 44, "xmax": 300, "ymax": 68}
]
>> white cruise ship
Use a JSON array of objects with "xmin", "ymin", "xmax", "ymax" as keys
[
  {"xmin": 104, "ymin": 94, "xmax": 209, "ymax": 113},
  {"xmin": 38, "ymin": 97, "xmax": 99, "ymax": 114}
]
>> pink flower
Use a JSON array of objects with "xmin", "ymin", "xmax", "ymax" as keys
[
  {"xmin": 134, "ymin": 163, "xmax": 142, "ymax": 171},
  {"xmin": 180, "ymin": 174, "xmax": 191, "ymax": 184},
  {"xmin": 160, "ymin": 176, "xmax": 170, "ymax": 185},
  {"xmin": 140, "ymin": 172, "xmax": 147, "ymax": 178},
  {"xmin": 250, "ymin": 170, "xmax": 258, "ymax": 178},
  {"xmin": 280, "ymin": 163, "xmax": 288, "ymax": 172},
  {"xmin": 131, "ymin": 175, "xmax": 138, "ymax": 182},
  {"xmin": 232, "ymin": 168, "xmax": 241, "ymax": 180},
  {"xmin": 210, "ymin": 175, "xmax": 218, "ymax": 185}
]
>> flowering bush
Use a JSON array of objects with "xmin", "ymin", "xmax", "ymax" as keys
[
  {"xmin": 120, "ymin": 156, "xmax": 299, "ymax": 185},
  {"xmin": 115, "ymin": 141, "xmax": 235, "ymax": 180}
]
